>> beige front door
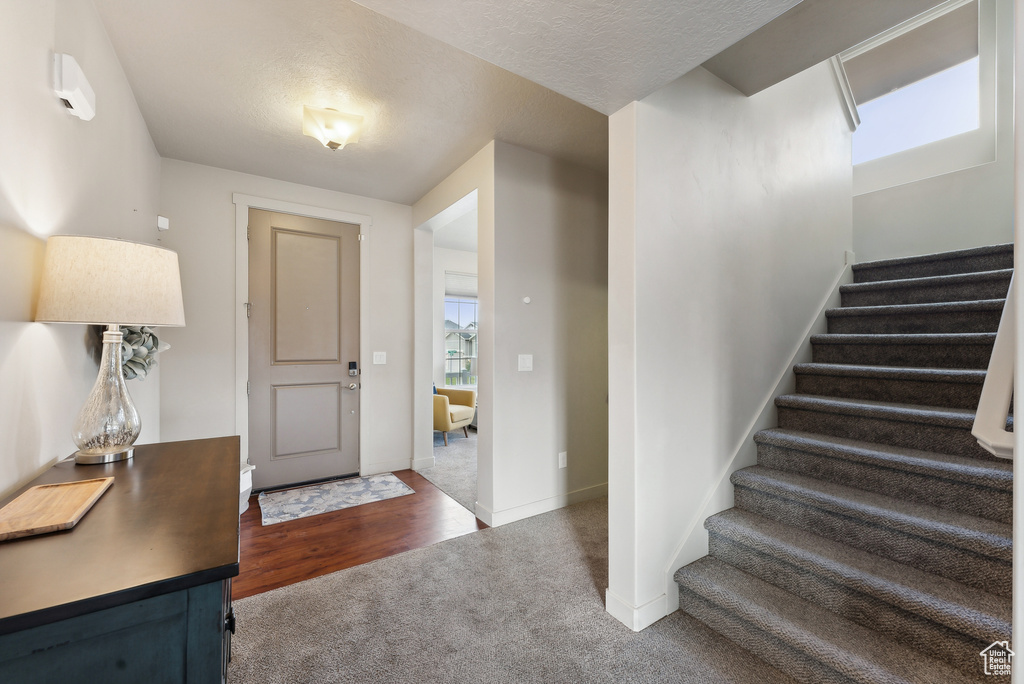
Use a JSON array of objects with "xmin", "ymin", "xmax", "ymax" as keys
[{"xmin": 248, "ymin": 209, "xmax": 360, "ymax": 490}]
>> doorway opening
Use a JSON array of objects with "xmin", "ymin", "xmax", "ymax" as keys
[{"xmin": 419, "ymin": 192, "xmax": 479, "ymax": 512}]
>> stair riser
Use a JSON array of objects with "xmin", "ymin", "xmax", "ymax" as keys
[
  {"xmin": 827, "ymin": 310, "xmax": 1002, "ymax": 335},
  {"xmin": 841, "ymin": 277, "xmax": 1011, "ymax": 307},
  {"xmin": 811, "ymin": 341, "xmax": 992, "ymax": 369},
  {"xmin": 853, "ymin": 252, "xmax": 1014, "ymax": 283},
  {"xmin": 776, "ymin": 407, "xmax": 995, "ymax": 461},
  {"xmin": 756, "ymin": 442, "xmax": 1011, "ymax": 523},
  {"xmin": 794, "ymin": 373, "xmax": 983, "ymax": 409},
  {"xmin": 732, "ymin": 486, "xmax": 1011, "ymax": 597},
  {"xmin": 677, "ymin": 586, "xmax": 859, "ymax": 684},
  {"xmin": 708, "ymin": 534, "xmax": 994, "ymax": 676}
]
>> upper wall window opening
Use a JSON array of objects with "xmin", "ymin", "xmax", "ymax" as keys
[
  {"xmin": 852, "ymin": 56, "xmax": 979, "ymax": 164},
  {"xmin": 843, "ymin": 0, "xmax": 982, "ymax": 166}
]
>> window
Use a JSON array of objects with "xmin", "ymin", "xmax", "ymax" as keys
[
  {"xmin": 840, "ymin": 0, "xmax": 997, "ymax": 195},
  {"xmin": 852, "ymin": 57, "xmax": 979, "ymax": 164},
  {"xmin": 444, "ymin": 296, "xmax": 477, "ymax": 387}
]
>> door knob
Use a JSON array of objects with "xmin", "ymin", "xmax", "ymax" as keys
[{"xmin": 348, "ymin": 383, "xmax": 358, "ymax": 390}]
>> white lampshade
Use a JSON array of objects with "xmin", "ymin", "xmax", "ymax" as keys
[{"xmin": 36, "ymin": 236, "xmax": 185, "ymax": 327}]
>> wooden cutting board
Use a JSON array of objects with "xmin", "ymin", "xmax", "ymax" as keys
[{"xmin": 0, "ymin": 477, "xmax": 114, "ymax": 542}]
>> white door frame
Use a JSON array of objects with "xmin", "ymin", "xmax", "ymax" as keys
[{"xmin": 233, "ymin": 193, "xmax": 372, "ymax": 471}]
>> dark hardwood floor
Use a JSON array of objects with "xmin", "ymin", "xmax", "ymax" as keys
[{"xmin": 233, "ymin": 469, "xmax": 486, "ymax": 600}]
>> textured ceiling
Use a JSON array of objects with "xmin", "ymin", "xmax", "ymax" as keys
[
  {"xmin": 92, "ymin": 0, "xmax": 608, "ymax": 205},
  {"xmin": 349, "ymin": 0, "xmax": 802, "ymax": 114}
]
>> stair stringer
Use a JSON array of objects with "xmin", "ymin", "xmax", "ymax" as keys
[{"xmin": 663, "ymin": 262, "xmax": 853, "ymax": 607}]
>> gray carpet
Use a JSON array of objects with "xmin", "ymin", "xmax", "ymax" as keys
[
  {"xmin": 228, "ymin": 497, "xmax": 798, "ymax": 684},
  {"xmin": 676, "ymin": 243, "xmax": 1013, "ymax": 682},
  {"xmin": 419, "ymin": 429, "xmax": 477, "ymax": 512}
]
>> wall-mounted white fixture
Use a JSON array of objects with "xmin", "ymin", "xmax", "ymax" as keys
[
  {"xmin": 157, "ymin": 216, "xmax": 170, "ymax": 232},
  {"xmin": 302, "ymin": 106, "xmax": 362, "ymax": 150},
  {"xmin": 53, "ymin": 54, "xmax": 95, "ymax": 121},
  {"xmin": 523, "ymin": 296, "xmax": 531, "ymax": 304}
]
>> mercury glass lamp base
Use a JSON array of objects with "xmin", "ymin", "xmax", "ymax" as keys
[
  {"xmin": 75, "ymin": 447, "xmax": 134, "ymax": 465},
  {"xmin": 71, "ymin": 326, "xmax": 142, "ymax": 466}
]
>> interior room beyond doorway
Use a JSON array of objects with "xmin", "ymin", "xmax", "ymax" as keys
[{"xmin": 421, "ymin": 192, "xmax": 479, "ymax": 513}]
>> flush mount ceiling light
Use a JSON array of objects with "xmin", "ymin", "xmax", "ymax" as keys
[{"xmin": 302, "ymin": 106, "xmax": 363, "ymax": 150}]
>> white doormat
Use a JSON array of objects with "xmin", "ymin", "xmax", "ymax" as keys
[{"xmin": 257, "ymin": 473, "xmax": 414, "ymax": 526}]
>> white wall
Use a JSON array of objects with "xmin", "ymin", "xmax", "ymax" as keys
[
  {"xmin": 852, "ymin": 0, "xmax": 1014, "ymax": 262},
  {"xmin": 607, "ymin": 62, "xmax": 853, "ymax": 630},
  {"xmin": 0, "ymin": 0, "xmax": 162, "ymax": 497},
  {"xmin": 158, "ymin": 159, "xmax": 414, "ymax": 477},
  {"xmin": 488, "ymin": 141, "xmax": 609, "ymax": 524},
  {"xmin": 433, "ymin": 247, "xmax": 478, "ymax": 388}
]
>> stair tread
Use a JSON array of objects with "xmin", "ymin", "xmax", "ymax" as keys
[
  {"xmin": 853, "ymin": 243, "xmax": 1013, "ymax": 273},
  {"xmin": 676, "ymin": 557, "xmax": 981, "ymax": 684},
  {"xmin": 827, "ymin": 299, "xmax": 1005, "ymax": 318},
  {"xmin": 840, "ymin": 268, "xmax": 1013, "ymax": 293},
  {"xmin": 755, "ymin": 428, "xmax": 1012, "ymax": 490},
  {"xmin": 811, "ymin": 332, "xmax": 996, "ymax": 345},
  {"xmin": 793, "ymin": 363, "xmax": 986, "ymax": 384},
  {"xmin": 707, "ymin": 508, "xmax": 1011, "ymax": 640},
  {"xmin": 732, "ymin": 465, "xmax": 1011, "ymax": 560},
  {"xmin": 776, "ymin": 394, "xmax": 983, "ymax": 429}
]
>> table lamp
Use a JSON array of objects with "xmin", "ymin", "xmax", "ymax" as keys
[{"xmin": 35, "ymin": 236, "xmax": 186, "ymax": 464}]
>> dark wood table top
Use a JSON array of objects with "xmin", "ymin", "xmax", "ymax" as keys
[{"xmin": 0, "ymin": 437, "xmax": 240, "ymax": 634}]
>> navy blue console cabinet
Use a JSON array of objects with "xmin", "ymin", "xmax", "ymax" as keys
[{"xmin": 0, "ymin": 437, "xmax": 240, "ymax": 683}]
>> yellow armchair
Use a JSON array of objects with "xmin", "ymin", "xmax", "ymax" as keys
[{"xmin": 433, "ymin": 388, "xmax": 477, "ymax": 446}]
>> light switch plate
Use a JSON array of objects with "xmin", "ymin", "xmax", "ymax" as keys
[
  {"xmin": 518, "ymin": 354, "xmax": 533, "ymax": 372},
  {"xmin": 373, "ymin": 351, "xmax": 386, "ymax": 365}
]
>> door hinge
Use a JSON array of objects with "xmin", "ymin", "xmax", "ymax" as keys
[
  {"xmin": 245, "ymin": 302, "xmax": 252, "ymax": 318},
  {"xmin": 246, "ymin": 381, "xmax": 250, "ymax": 396},
  {"xmin": 246, "ymin": 226, "xmax": 250, "ymax": 240}
]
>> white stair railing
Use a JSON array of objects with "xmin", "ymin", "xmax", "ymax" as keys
[{"xmin": 972, "ymin": 271, "xmax": 1015, "ymax": 459}]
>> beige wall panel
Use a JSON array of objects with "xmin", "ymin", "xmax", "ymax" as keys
[
  {"xmin": 273, "ymin": 230, "xmax": 341, "ymax": 364},
  {"xmin": 272, "ymin": 383, "xmax": 341, "ymax": 458}
]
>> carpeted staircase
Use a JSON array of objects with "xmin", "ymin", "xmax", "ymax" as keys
[{"xmin": 674, "ymin": 244, "xmax": 1014, "ymax": 683}]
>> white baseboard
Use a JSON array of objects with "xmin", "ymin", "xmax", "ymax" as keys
[
  {"xmin": 474, "ymin": 501, "xmax": 492, "ymax": 524},
  {"xmin": 411, "ymin": 456, "xmax": 435, "ymax": 470},
  {"xmin": 605, "ymin": 589, "xmax": 668, "ymax": 632},
  {"xmin": 475, "ymin": 482, "xmax": 608, "ymax": 527},
  {"xmin": 361, "ymin": 458, "xmax": 413, "ymax": 477}
]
